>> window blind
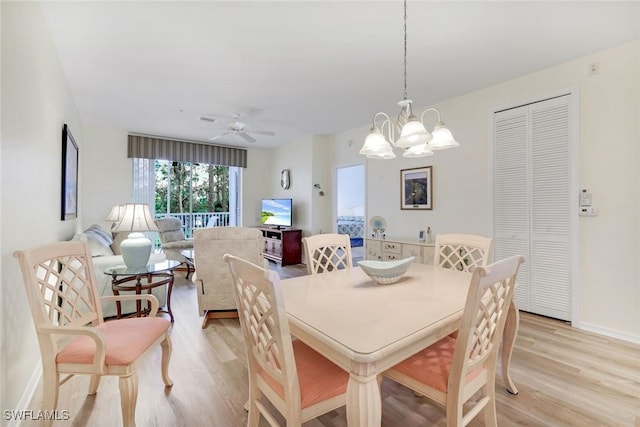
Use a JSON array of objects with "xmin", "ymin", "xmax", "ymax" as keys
[{"xmin": 128, "ymin": 134, "xmax": 247, "ymax": 168}]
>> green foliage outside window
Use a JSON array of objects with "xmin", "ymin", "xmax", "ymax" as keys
[{"xmin": 155, "ymin": 160, "xmax": 229, "ymax": 214}]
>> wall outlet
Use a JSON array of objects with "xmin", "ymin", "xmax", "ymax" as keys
[
  {"xmin": 579, "ymin": 206, "xmax": 598, "ymax": 217},
  {"xmin": 589, "ymin": 62, "xmax": 600, "ymax": 75}
]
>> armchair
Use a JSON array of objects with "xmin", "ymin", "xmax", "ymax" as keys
[
  {"xmin": 155, "ymin": 217, "xmax": 194, "ymax": 279},
  {"xmin": 193, "ymin": 227, "xmax": 264, "ymax": 328},
  {"xmin": 14, "ymin": 240, "xmax": 173, "ymax": 427}
]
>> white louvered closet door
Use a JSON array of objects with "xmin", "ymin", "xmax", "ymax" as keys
[{"xmin": 493, "ymin": 95, "xmax": 573, "ymax": 321}]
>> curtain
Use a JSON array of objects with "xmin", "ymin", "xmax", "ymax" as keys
[{"xmin": 128, "ymin": 134, "xmax": 247, "ymax": 168}]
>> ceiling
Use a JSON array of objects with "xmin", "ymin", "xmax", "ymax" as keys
[{"xmin": 39, "ymin": 1, "xmax": 640, "ymax": 149}]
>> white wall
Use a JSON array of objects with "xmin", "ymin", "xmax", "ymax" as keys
[
  {"xmin": 328, "ymin": 41, "xmax": 640, "ymax": 341},
  {"xmin": 266, "ymin": 137, "xmax": 314, "ymax": 235},
  {"xmin": 311, "ymin": 135, "xmax": 332, "ymax": 234},
  {"xmin": 82, "ymin": 127, "xmax": 132, "ymax": 229},
  {"xmin": 1, "ymin": 1, "xmax": 83, "ymax": 414},
  {"xmin": 241, "ymin": 148, "xmax": 271, "ymax": 227}
]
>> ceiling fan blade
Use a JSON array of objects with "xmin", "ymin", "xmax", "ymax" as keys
[
  {"xmin": 209, "ymin": 131, "xmax": 230, "ymax": 141},
  {"xmin": 238, "ymin": 132, "xmax": 256, "ymax": 143},
  {"xmin": 245, "ymin": 129, "xmax": 275, "ymax": 136}
]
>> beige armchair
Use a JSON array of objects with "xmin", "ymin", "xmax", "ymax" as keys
[
  {"xmin": 155, "ymin": 217, "xmax": 194, "ymax": 278},
  {"xmin": 193, "ymin": 227, "xmax": 264, "ymax": 328}
]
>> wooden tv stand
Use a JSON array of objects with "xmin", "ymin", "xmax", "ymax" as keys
[{"xmin": 258, "ymin": 227, "xmax": 302, "ymax": 266}]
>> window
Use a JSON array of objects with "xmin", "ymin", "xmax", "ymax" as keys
[{"xmin": 133, "ymin": 158, "xmax": 240, "ymax": 241}]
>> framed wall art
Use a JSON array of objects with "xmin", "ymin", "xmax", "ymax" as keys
[
  {"xmin": 61, "ymin": 124, "xmax": 78, "ymax": 220},
  {"xmin": 400, "ymin": 166, "xmax": 432, "ymax": 210}
]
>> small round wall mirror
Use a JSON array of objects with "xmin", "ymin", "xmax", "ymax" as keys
[{"xmin": 280, "ymin": 169, "xmax": 291, "ymax": 190}]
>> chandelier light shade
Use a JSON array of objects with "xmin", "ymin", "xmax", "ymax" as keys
[
  {"xmin": 112, "ymin": 203, "xmax": 159, "ymax": 268},
  {"xmin": 360, "ymin": 0, "xmax": 459, "ymax": 159}
]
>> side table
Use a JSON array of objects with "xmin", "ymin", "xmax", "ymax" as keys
[{"xmin": 105, "ymin": 260, "xmax": 180, "ymax": 322}]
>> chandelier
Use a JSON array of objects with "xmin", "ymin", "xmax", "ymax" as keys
[{"xmin": 359, "ymin": 0, "xmax": 459, "ymax": 159}]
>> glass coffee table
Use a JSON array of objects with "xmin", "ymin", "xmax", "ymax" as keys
[{"xmin": 105, "ymin": 260, "xmax": 180, "ymax": 322}]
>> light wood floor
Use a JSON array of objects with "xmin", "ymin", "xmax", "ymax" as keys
[{"xmin": 25, "ymin": 263, "xmax": 640, "ymax": 427}]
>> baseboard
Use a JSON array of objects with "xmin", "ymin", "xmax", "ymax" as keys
[
  {"xmin": 573, "ymin": 321, "xmax": 640, "ymax": 345},
  {"xmin": 8, "ymin": 362, "xmax": 42, "ymax": 427}
]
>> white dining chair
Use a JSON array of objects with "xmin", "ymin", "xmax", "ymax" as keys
[
  {"xmin": 383, "ymin": 255, "xmax": 525, "ymax": 427},
  {"xmin": 433, "ymin": 233, "xmax": 492, "ymax": 272},
  {"xmin": 302, "ymin": 233, "xmax": 353, "ymax": 275},
  {"xmin": 224, "ymin": 254, "xmax": 348, "ymax": 426}
]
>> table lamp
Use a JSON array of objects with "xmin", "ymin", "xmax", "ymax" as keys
[
  {"xmin": 105, "ymin": 204, "xmax": 125, "ymax": 229},
  {"xmin": 112, "ymin": 203, "xmax": 159, "ymax": 268}
]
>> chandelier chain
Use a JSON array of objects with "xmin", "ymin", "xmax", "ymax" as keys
[{"xmin": 403, "ymin": 0, "xmax": 408, "ymax": 101}]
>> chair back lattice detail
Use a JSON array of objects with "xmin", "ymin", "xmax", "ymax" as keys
[
  {"xmin": 453, "ymin": 255, "xmax": 524, "ymax": 383},
  {"xmin": 434, "ymin": 234, "xmax": 492, "ymax": 272},
  {"xmin": 225, "ymin": 254, "xmax": 297, "ymax": 397},
  {"xmin": 467, "ymin": 272, "xmax": 511, "ymax": 366},
  {"xmin": 236, "ymin": 276, "xmax": 284, "ymax": 379},
  {"xmin": 16, "ymin": 242, "xmax": 102, "ymax": 330},
  {"xmin": 303, "ymin": 234, "xmax": 353, "ymax": 275}
]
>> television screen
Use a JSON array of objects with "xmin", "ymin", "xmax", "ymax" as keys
[{"xmin": 261, "ymin": 198, "xmax": 292, "ymax": 227}]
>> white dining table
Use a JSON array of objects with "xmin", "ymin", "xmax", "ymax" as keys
[{"xmin": 279, "ymin": 262, "xmax": 519, "ymax": 427}]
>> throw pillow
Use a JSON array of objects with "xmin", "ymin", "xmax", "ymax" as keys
[
  {"xmin": 111, "ymin": 232, "xmax": 127, "ymax": 255},
  {"xmin": 85, "ymin": 224, "xmax": 114, "ymax": 246}
]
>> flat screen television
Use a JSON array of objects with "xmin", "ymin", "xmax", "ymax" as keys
[{"xmin": 261, "ymin": 198, "xmax": 292, "ymax": 228}]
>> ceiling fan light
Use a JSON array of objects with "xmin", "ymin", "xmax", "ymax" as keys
[
  {"xmin": 396, "ymin": 117, "xmax": 432, "ymax": 148},
  {"xmin": 403, "ymin": 143, "xmax": 434, "ymax": 158},
  {"xmin": 429, "ymin": 122, "xmax": 459, "ymax": 150}
]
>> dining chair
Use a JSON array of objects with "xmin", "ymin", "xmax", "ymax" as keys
[
  {"xmin": 14, "ymin": 240, "xmax": 173, "ymax": 427},
  {"xmin": 223, "ymin": 254, "xmax": 348, "ymax": 426},
  {"xmin": 433, "ymin": 233, "xmax": 493, "ymax": 272},
  {"xmin": 302, "ymin": 233, "xmax": 353, "ymax": 275},
  {"xmin": 382, "ymin": 255, "xmax": 524, "ymax": 427}
]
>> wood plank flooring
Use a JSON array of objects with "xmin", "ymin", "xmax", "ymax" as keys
[{"xmin": 24, "ymin": 263, "xmax": 640, "ymax": 426}]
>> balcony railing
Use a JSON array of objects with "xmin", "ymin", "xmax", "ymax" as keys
[{"xmin": 154, "ymin": 212, "xmax": 231, "ymax": 245}]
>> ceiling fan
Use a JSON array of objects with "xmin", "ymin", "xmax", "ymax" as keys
[{"xmin": 201, "ymin": 113, "xmax": 275, "ymax": 143}]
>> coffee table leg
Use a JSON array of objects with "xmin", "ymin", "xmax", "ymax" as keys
[
  {"xmin": 166, "ymin": 271, "xmax": 174, "ymax": 322},
  {"xmin": 113, "ymin": 289, "xmax": 122, "ymax": 319}
]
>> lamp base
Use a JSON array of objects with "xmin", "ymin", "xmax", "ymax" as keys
[{"xmin": 120, "ymin": 232, "xmax": 152, "ymax": 268}]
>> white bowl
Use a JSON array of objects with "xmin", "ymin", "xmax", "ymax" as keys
[{"xmin": 358, "ymin": 257, "xmax": 415, "ymax": 285}]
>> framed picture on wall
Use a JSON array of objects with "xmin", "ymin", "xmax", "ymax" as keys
[
  {"xmin": 61, "ymin": 124, "xmax": 78, "ymax": 220},
  {"xmin": 400, "ymin": 166, "xmax": 432, "ymax": 210}
]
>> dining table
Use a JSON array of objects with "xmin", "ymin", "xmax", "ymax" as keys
[{"xmin": 279, "ymin": 262, "xmax": 519, "ymax": 427}]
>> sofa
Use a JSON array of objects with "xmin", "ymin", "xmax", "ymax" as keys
[{"xmin": 72, "ymin": 224, "xmax": 167, "ymax": 319}]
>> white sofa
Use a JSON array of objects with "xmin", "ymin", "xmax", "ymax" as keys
[{"xmin": 72, "ymin": 225, "xmax": 166, "ymax": 319}]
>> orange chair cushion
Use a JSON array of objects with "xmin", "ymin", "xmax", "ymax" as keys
[
  {"xmin": 260, "ymin": 340, "xmax": 348, "ymax": 408},
  {"xmin": 57, "ymin": 317, "xmax": 170, "ymax": 366},
  {"xmin": 391, "ymin": 335, "xmax": 481, "ymax": 393}
]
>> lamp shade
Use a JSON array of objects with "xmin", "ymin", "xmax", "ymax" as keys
[
  {"xmin": 112, "ymin": 204, "xmax": 159, "ymax": 233},
  {"xmin": 429, "ymin": 122, "xmax": 459, "ymax": 150},
  {"xmin": 396, "ymin": 117, "xmax": 432, "ymax": 148},
  {"xmin": 402, "ymin": 143, "xmax": 434, "ymax": 158},
  {"xmin": 359, "ymin": 128, "xmax": 396, "ymax": 158},
  {"xmin": 112, "ymin": 204, "xmax": 158, "ymax": 268},
  {"xmin": 105, "ymin": 204, "xmax": 125, "ymax": 222}
]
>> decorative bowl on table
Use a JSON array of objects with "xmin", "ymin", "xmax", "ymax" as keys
[{"xmin": 358, "ymin": 256, "xmax": 415, "ymax": 285}]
